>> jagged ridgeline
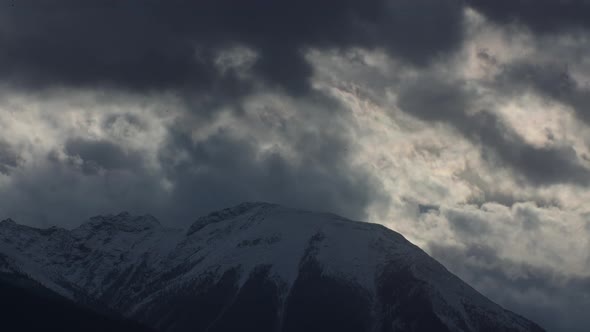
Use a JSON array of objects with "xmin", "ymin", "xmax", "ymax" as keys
[{"xmin": 0, "ymin": 203, "xmax": 545, "ymax": 332}]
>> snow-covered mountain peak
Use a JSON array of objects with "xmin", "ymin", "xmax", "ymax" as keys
[
  {"xmin": 0, "ymin": 218, "xmax": 27, "ymax": 231},
  {"xmin": 0, "ymin": 218, "xmax": 67, "ymax": 240},
  {"xmin": 0, "ymin": 218, "xmax": 16, "ymax": 225},
  {"xmin": 0, "ymin": 203, "xmax": 545, "ymax": 332},
  {"xmin": 186, "ymin": 202, "xmax": 278, "ymax": 236},
  {"xmin": 78, "ymin": 212, "xmax": 162, "ymax": 234},
  {"xmin": 0, "ymin": 218, "xmax": 21, "ymax": 234}
]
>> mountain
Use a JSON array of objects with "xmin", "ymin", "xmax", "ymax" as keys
[
  {"xmin": 0, "ymin": 202, "xmax": 545, "ymax": 332},
  {"xmin": 0, "ymin": 262, "xmax": 155, "ymax": 332}
]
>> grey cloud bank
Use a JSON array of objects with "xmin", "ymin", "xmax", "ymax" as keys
[{"xmin": 0, "ymin": 1, "xmax": 589, "ymax": 331}]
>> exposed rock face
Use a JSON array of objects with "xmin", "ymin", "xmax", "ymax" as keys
[{"xmin": 0, "ymin": 203, "xmax": 545, "ymax": 332}]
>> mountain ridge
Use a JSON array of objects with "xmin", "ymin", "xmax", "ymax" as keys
[
  {"xmin": 0, "ymin": 202, "xmax": 545, "ymax": 332},
  {"xmin": 0, "ymin": 267, "xmax": 155, "ymax": 332}
]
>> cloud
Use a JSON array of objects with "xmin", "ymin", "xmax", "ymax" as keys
[
  {"xmin": 158, "ymin": 126, "xmax": 384, "ymax": 223},
  {"xmin": 396, "ymin": 74, "xmax": 590, "ymax": 186},
  {"xmin": 0, "ymin": 2, "xmax": 590, "ymax": 331},
  {"xmin": 152, "ymin": 89, "xmax": 388, "ymax": 223},
  {"xmin": 0, "ymin": 0, "xmax": 465, "ymax": 95},
  {"xmin": 0, "ymin": 140, "xmax": 21, "ymax": 175},
  {"xmin": 430, "ymin": 243, "xmax": 590, "ymax": 332},
  {"xmin": 306, "ymin": 40, "xmax": 590, "ymax": 331},
  {"xmin": 63, "ymin": 138, "xmax": 144, "ymax": 175},
  {"xmin": 422, "ymin": 201, "xmax": 590, "ymax": 332},
  {"xmin": 0, "ymin": 155, "xmax": 168, "ymax": 228},
  {"xmin": 468, "ymin": 0, "xmax": 590, "ymax": 34},
  {"xmin": 0, "ymin": 88, "xmax": 386, "ymax": 227},
  {"xmin": 495, "ymin": 61, "xmax": 590, "ymax": 125}
]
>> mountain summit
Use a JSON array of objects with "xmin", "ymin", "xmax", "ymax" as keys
[{"xmin": 0, "ymin": 203, "xmax": 545, "ymax": 332}]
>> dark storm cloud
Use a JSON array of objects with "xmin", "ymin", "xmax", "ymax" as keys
[
  {"xmin": 0, "ymin": 0, "xmax": 465, "ymax": 95},
  {"xmin": 397, "ymin": 76, "xmax": 590, "ymax": 185},
  {"xmin": 0, "ymin": 0, "xmax": 464, "ymax": 222},
  {"xmin": 0, "ymin": 3, "xmax": 587, "ymax": 331},
  {"xmin": 429, "ymin": 242, "xmax": 590, "ymax": 332},
  {"xmin": 0, "ymin": 156, "xmax": 169, "ymax": 228},
  {"xmin": 102, "ymin": 113, "xmax": 147, "ymax": 132},
  {"xmin": 445, "ymin": 208, "xmax": 492, "ymax": 235},
  {"xmin": 468, "ymin": 0, "xmax": 590, "ymax": 34},
  {"xmin": 0, "ymin": 140, "xmax": 21, "ymax": 175},
  {"xmin": 157, "ymin": 116, "xmax": 385, "ymax": 222},
  {"xmin": 428, "ymin": 203, "xmax": 590, "ymax": 332},
  {"xmin": 496, "ymin": 61, "xmax": 590, "ymax": 125},
  {"xmin": 63, "ymin": 138, "xmax": 143, "ymax": 175},
  {"xmin": 0, "ymin": 109, "xmax": 385, "ymax": 227},
  {"xmin": 0, "ymin": 0, "xmax": 463, "ymax": 225},
  {"xmin": 458, "ymin": 164, "xmax": 563, "ymax": 208}
]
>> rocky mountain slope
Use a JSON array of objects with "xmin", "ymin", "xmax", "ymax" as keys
[
  {"xmin": 0, "ymin": 202, "xmax": 545, "ymax": 332},
  {"xmin": 0, "ymin": 263, "xmax": 154, "ymax": 332}
]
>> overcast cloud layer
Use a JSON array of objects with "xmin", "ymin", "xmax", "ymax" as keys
[{"xmin": 0, "ymin": 1, "xmax": 589, "ymax": 331}]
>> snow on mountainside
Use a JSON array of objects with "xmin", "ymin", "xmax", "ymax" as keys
[
  {"xmin": 0, "ymin": 203, "xmax": 545, "ymax": 332},
  {"xmin": 0, "ymin": 213, "xmax": 183, "ymax": 304}
]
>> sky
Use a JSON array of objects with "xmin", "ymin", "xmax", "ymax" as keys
[{"xmin": 0, "ymin": 1, "xmax": 589, "ymax": 331}]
